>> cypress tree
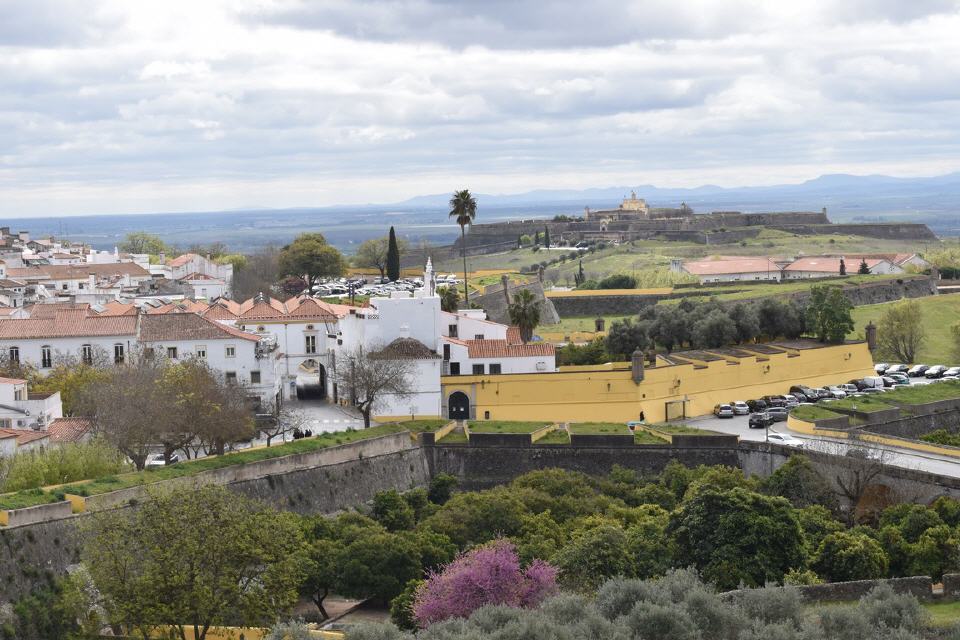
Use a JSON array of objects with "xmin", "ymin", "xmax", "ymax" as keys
[
  {"xmin": 544, "ymin": 227, "xmax": 551, "ymax": 249},
  {"xmin": 387, "ymin": 226, "xmax": 401, "ymax": 281}
]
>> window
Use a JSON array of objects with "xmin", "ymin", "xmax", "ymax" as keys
[
  {"xmin": 41, "ymin": 346, "xmax": 52, "ymax": 368},
  {"xmin": 489, "ymin": 363, "xmax": 502, "ymax": 374},
  {"xmin": 196, "ymin": 345, "xmax": 207, "ymax": 359},
  {"xmin": 166, "ymin": 347, "xmax": 178, "ymax": 359},
  {"xmin": 8, "ymin": 346, "xmax": 18, "ymax": 363},
  {"xmin": 250, "ymin": 371, "xmax": 261, "ymax": 384},
  {"xmin": 305, "ymin": 334, "xmax": 317, "ymax": 354},
  {"xmin": 442, "ymin": 344, "xmax": 451, "ymax": 360},
  {"xmin": 225, "ymin": 371, "xmax": 237, "ymax": 383},
  {"xmin": 472, "ymin": 364, "xmax": 484, "ymax": 375},
  {"xmin": 62, "ymin": 283, "xmax": 68, "ymax": 290},
  {"xmin": 14, "ymin": 388, "xmax": 23, "ymax": 401},
  {"xmin": 114, "ymin": 344, "xmax": 124, "ymax": 364},
  {"xmin": 225, "ymin": 345, "xmax": 236, "ymax": 358},
  {"xmin": 81, "ymin": 344, "xmax": 92, "ymax": 365},
  {"xmin": 474, "ymin": 334, "xmax": 484, "ymax": 340},
  {"xmin": 449, "ymin": 362, "xmax": 460, "ymax": 375},
  {"xmin": 0, "ymin": 419, "xmax": 9, "ymax": 428},
  {"xmin": 78, "ymin": 282, "xmax": 85, "ymax": 290},
  {"xmin": 448, "ymin": 324, "xmax": 458, "ymax": 338}
]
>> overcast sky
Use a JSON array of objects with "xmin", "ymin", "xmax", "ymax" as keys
[{"xmin": 2, "ymin": 0, "xmax": 960, "ymax": 217}]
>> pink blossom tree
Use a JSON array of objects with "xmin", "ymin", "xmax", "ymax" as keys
[{"xmin": 412, "ymin": 539, "xmax": 558, "ymax": 628}]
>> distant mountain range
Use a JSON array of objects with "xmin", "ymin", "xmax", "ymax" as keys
[{"xmin": 7, "ymin": 172, "xmax": 959, "ymax": 251}]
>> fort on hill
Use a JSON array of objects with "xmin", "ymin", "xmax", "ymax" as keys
[{"xmin": 447, "ymin": 194, "xmax": 937, "ymax": 258}]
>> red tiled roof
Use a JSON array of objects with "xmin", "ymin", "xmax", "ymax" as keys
[
  {"xmin": 683, "ymin": 256, "xmax": 780, "ymax": 276},
  {"xmin": 201, "ymin": 302, "xmax": 240, "ymax": 321},
  {"xmin": 147, "ymin": 300, "xmax": 209, "ymax": 315},
  {"xmin": 283, "ymin": 296, "xmax": 341, "ymax": 320},
  {"xmin": 48, "ymin": 417, "xmax": 93, "ymax": 444},
  {"xmin": 237, "ymin": 296, "xmax": 287, "ymax": 319},
  {"xmin": 0, "ymin": 312, "xmax": 137, "ymax": 339},
  {"xmin": 0, "ymin": 376, "xmax": 27, "ymax": 385},
  {"xmin": 466, "ymin": 339, "xmax": 555, "ymax": 358},
  {"xmin": 506, "ymin": 327, "xmax": 523, "ymax": 344},
  {"xmin": 783, "ymin": 257, "xmax": 887, "ymax": 273},
  {"xmin": 27, "ymin": 303, "xmax": 90, "ymax": 318},
  {"xmin": 0, "ymin": 428, "xmax": 49, "ymax": 446},
  {"xmin": 139, "ymin": 313, "xmax": 260, "ymax": 342},
  {"xmin": 179, "ymin": 272, "xmax": 218, "ymax": 281},
  {"xmin": 97, "ymin": 301, "xmax": 138, "ymax": 316},
  {"xmin": 168, "ymin": 253, "xmax": 199, "ymax": 267}
]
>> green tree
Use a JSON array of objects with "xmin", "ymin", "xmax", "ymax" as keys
[
  {"xmin": 390, "ymin": 579, "xmax": 424, "ymax": 631},
  {"xmin": 423, "ymin": 489, "xmax": 526, "ymax": 547},
  {"xmin": 605, "ymin": 318, "xmax": 649, "ymax": 360},
  {"xmin": 83, "ymin": 485, "xmax": 305, "ymax": 640},
  {"xmin": 650, "ymin": 306, "xmax": 690, "ymax": 352},
  {"xmin": 337, "ymin": 531, "xmax": 422, "ymax": 604},
  {"xmin": 438, "ymin": 286, "xmax": 459, "ymax": 313},
  {"xmin": 761, "ymin": 455, "xmax": 839, "ymax": 511},
  {"xmin": 795, "ymin": 505, "xmax": 846, "ymax": 555},
  {"xmin": 728, "ymin": 303, "xmax": 760, "ymax": 344},
  {"xmin": 278, "ymin": 232, "xmax": 347, "ymax": 290},
  {"xmin": 354, "ymin": 237, "xmax": 390, "ymax": 279},
  {"xmin": 877, "ymin": 299, "xmax": 925, "ymax": 363},
  {"xmin": 449, "ymin": 189, "xmax": 477, "ymax": 305},
  {"xmin": 553, "ymin": 524, "xmax": 635, "ymax": 592},
  {"xmin": 598, "ymin": 273, "xmax": 637, "ymax": 289},
  {"xmin": 118, "ymin": 231, "xmax": 170, "ymax": 256},
  {"xmin": 858, "ymin": 258, "xmax": 871, "ymax": 274},
  {"xmin": 301, "ymin": 536, "xmax": 343, "ymax": 621},
  {"xmin": 543, "ymin": 227, "xmax": 551, "ymax": 249},
  {"xmin": 812, "ymin": 531, "xmax": 888, "ymax": 582},
  {"xmin": 691, "ymin": 309, "xmax": 738, "ymax": 348},
  {"xmin": 805, "ymin": 285, "xmax": 854, "ymax": 343},
  {"xmin": 387, "ymin": 226, "xmax": 402, "ymax": 282},
  {"xmin": 507, "ymin": 289, "xmax": 542, "ymax": 343},
  {"xmin": 428, "ymin": 472, "xmax": 458, "ymax": 505},
  {"xmin": 372, "ymin": 489, "xmax": 416, "ymax": 532},
  {"xmin": 668, "ymin": 488, "xmax": 806, "ymax": 589}
]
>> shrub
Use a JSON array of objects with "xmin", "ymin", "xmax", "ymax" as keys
[
  {"xmin": 624, "ymin": 601, "xmax": 699, "ymax": 640},
  {"xmin": 812, "ymin": 532, "xmax": 889, "ymax": 582},
  {"xmin": 859, "ymin": 583, "xmax": 927, "ymax": 633}
]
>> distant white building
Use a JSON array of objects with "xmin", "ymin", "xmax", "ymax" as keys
[
  {"xmin": 151, "ymin": 253, "xmax": 233, "ymax": 299},
  {"xmin": 676, "ymin": 254, "xmax": 906, "ymax": 284},
  {"xmin": 0, "ymin": 376, "xmax": 63, "ymax": 430},
  {"xmin": 782, "ymin": 256, "xmax": 900, "ymax": 280},
  {"xmin": 674, "ymin": 256, "xmax": 782, "ymax": 283}
]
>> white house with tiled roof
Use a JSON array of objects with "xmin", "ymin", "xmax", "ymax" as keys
[{"xmin": 0, "ymin": 376, "xmax": 63, "ymax": 431}]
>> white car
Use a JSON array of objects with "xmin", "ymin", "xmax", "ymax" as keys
[
  {"xmin": 766, "ymin": 432, "xmax": 804, "ymax": 448},
  {"xmin": 731, "ymin": 401, "xmax": 750, "ymax": 415},
  {"xmin": 145, "ymin": 453, "xmax": 180, "ymax": 467},
  {"xmin": 827, "ymin": 386, "xmax": 847, "ymax": 399}
]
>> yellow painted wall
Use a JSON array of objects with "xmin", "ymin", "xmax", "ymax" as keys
[{"xmin": 443, "ymin": 343, "xmax": 875, "ymax": 424}]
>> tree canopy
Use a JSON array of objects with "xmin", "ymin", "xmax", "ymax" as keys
[{"xmin": 277, "ymin": 232, "xmax": 347, "ymax": 287}]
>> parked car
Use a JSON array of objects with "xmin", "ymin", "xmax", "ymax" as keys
[
  {"xmin": 827, "ymin": 386, "xmax": 847, "ymax": 399},
  {"xmin": 730, "ymin": 401, "xmax": 750, "ymax": 416},
  {"xmin": 860, "ymin": 387, "xmax": 884, "ymax": 394},
  {"xmin": 874, "ymin": 363, "xmax": 890, "ymax": 374},
  {"xmin": 886, "ymin": 373, "xmax": 909, "ymax": 385},
  {"xmin": 746, "ymin": 399, "xmax": 769, "ymax": 413},
  {"xmin": 748, "ymin": 413, "xmax": 773, "ymax": 429},
  {"xmin": 908, "ymin": 364, "xmax": 930, "ymax": 377},
  {"xmin": 789, "ymin": 386, "xmax": 817, "ymax": 402},
  {"xmin": 925, "ymin": 365, "xmax": 948, "ymax": 379},
  {"xmin": 782, "ymin": 394, "xmax": 800, "ymax": 408},
  {"xmin": 839, "ymin": 383, "xmax": 859, "ymax": 394},
  {"xmin": 145, "ymin": 453, "xmax": 180, "ymax": 468},
  {"xmin": 763, "ymin": 395, "xmax": 787, "ymax": 408},
  {"xmin": 887, "ymin": 364, "xmax": 909, "ymax": 374},
  {"xmin": 767, "ymin": 432, "xmax": 804, "ymax": 447},
  {"xmin": 815, "ymin": 388, "xmax": 832, "ymax": 400},
  {"xmin": 944, "ymin": 367, "xmax": 960, "ymax": 378},
  {"xmin": 881, "ymin": 376, "xmax": 897, "ymax": 388},
  {"xmin": 766, "ymin": 407, "xmax": 789, "ymax": 422},
  {"xmin": 714, "ymin": 404, "xmax": 735, "ymax": 418}
]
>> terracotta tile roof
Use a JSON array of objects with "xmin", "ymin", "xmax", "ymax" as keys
[
  {"xmin": 442, "ymin": 335, "xmax": 469, "ymax": 346},
  {"xmin": 283, "ymin": 296, "xmax": 341, "ymax": 320},
  {"xmin": 0, "ymin": 376, "xmax": 27, "ymax": 384},
  {"xmin": 179, "ymin": 272, "xmax": 218, "ymax": 281},
  {"xmin": 0, "ymin": 278, "xmax": 26, "ymax": 288},
  {"xmin": 168, "ymin": 253, "xmax": 199, "ymax": 267},
  {"xmin": 0, "ymin": 312, "xmax": 137, "ymax": 339},
  {"xmin": 146, "ymin": 300, "xmax": 209, "ymax": 315},
  {"xmin": 97, "ymin": 301, "xmax": 138, "ymax": 316},
  {"xmin": 374, "ymin": 337, "xmax": 440, "ymax": 360},
  {"xmin": 0, "ymin": 428, "xmax": 49, "ymax": 446},
  {"xmin": 47, "ymin": 417, "xmax": 93, "ymax": 443},
  {"xmin": 139, "ymin": 313, "xmax": 260, "ymax": 342},
  {"xmin": 201, "ymin": 302, "xmax": 240, "ymax": 321},
  {"xmin": 27, "ymin": 303, "xmax": 90, "ymax": 318},
  {"xmin": 783, "ymin": 257, "xmax": 887, "ymax": 273},
  {"xmin": 36, "ymin": 263, "xmax": 151, "ymax": 280},
  {"xmin": 683, "ymin": 256, "xmax": 780, "ymax": 276},
  {"xmin": 506, "ymin": 327, "xmax": 523, "ymax": 344},
  {"xmin": 466, "ymin": 339, "xmax": 555, "ymax": 359},
  {"xmin": 237, "ymin": 296, "xmax": 288, "ymax": 320}
]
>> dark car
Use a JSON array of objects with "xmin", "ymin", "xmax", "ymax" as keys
[
  {"xmin": 766, "ymin": 407, "xmax": 788, "ymax": 422},
  {"xmin": 746, "ymin": 399, "xmax": 768, "ymax": 413},
  {"xmin": 849, "ymin": 378, "xmax": 870, "ymax": 391},
  {"xmin": 925, "ymin": 365, "xmax": 948, "ymax": 379},
  {"xmin": 887, "ymin": 364, "xmax": 909, "ymax": 374},
  {"xmin": 908, "ymin": 364, "xmax": 930, "ymax": 377},
  {"xmin": 763, "ymin": 395, "xmax": 787, "ymax": 408},
  {"xmin": 789, "ymin": 385, "xmax": 818, "ymax": 402},
  {"xmin": 882, "ymin": 376, "xmax": 897, "ymax": 388},
  {"xmin": 815, "ymin": 388, "xmax": 832, "ymax": 400},
  {"xmin": 748, "ymin": 413, "xmax": 773, "ymax": 429}
]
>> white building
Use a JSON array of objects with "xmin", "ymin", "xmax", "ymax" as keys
[
  {"xmin": 781, "ymin": 256, "xmax": 901, "ymax": 280},
  {"xmin": 0, "ymin": 376, "xmax": 63, "ymax": 430},
  {"xmin": 674, "ymin": 256, "xmax": 782, "ymax": 283},
  {"xmin": 151, "ymin": 253, "xmax": 233, "ymax": 298}
]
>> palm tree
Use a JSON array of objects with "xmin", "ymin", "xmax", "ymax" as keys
[
  {"xmin": 449, "ymin": 189, "xmax": 477, "ymax": 304},
  {"xmin": 508, "ymin": 289, "xmax": 542, "ymax": 343}
]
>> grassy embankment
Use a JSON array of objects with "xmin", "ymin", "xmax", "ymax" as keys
[{"xmin": 848, "ymin": 294, "xmax": 960, "ymax": 365}]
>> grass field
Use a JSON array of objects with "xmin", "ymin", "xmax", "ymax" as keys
[
  {"xmin": 791, "ymin": 405, "xmax": 846, "ymax": 422},
  {"xmin": 536, "ymin": 429, "xmax": 571, "ymax": 444},
  {"xmin": 568, "ymin": 422, "xmax": 631, "ymax": 434},
  {"xmin": 647, "ymin": 423, "xmax": 723, "ymax": 435},
  {"xmin": 849, "ymin": 294, "xmax": 960, "ymax": 364},
  {"xmin": 467, "ymin": 421, "xmax": 550, "ymax": 433}
]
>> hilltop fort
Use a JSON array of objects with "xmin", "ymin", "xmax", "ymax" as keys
[{"xmin": 445, "ymin": 193, "xmax": 937, "ymax": 258}]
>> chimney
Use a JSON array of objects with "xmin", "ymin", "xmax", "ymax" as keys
[
  {"xmin": 865, "ymin": 321, "xmax": 877, "ymax": 352},
  {"xmin": 631, "ymin": 349, "xmax": 645, "ymax": 383}
]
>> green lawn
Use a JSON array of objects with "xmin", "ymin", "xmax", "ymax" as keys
[
  {"xmin": 791, "ymin": 405, "xmax": 846, "ymax": 422},
  {"xmin": 438, "ymin": 430, "xmax": 468, "ymax": 443},
  {"xmin": 647, "ymin": 423, "xmax": 722, "ymax": 435},
  {"xmin": 849, "ymin": 294, "xmax": 960, "ymax": 365},
  {"xmin": 634, "ymin": 431, "xmax": 669, "ymax": 444},
  {"xmin": 824, "ymin": 381, "xmax": 960, "ymax": 416},
  {"xmin": 569, "ymin": 422, "xmax": 631, "ymax": 434},
  {"xmin": 467, "ymin": 421, "xmax": 550, "ymax": 433},
  {"xmin": 0, "ymin": 423, "xmax": 409, "ymax": 511},
  {"xmin": 923, "ymin": 601, "xmax": 960, "ymax": 627},
  {"xmin": 536, "ymin": 429, "xmax": 571, "ymax": 444},
  {"xmin": 395, "ymin": 419, "xmax": 450, "ymax": 432},
  {"xmin": 825, "ymin": 395, "xmax": 897, "ymax": 413}
]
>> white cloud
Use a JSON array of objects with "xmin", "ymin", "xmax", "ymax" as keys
[{"xmin": 0, "ymin": 0, "xmax": 959, "ymax": 215}]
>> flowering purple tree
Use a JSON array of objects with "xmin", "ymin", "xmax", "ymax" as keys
[{"xmin": 412, "ymin": 539, "xmax": 558, "ymax": 627}]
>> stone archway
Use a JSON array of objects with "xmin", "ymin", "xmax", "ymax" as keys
[{"xmin": 448, "ymin": 391, "xmax": 470, "ymax": 420}]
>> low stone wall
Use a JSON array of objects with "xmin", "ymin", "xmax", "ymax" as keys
[
  {"xmin": 0, "ymin": 501, "xmax": 73, "ymax": 528},
  {"xmin": 568, "ymin": 434, "xmax": 637, "ymax": 447},
  {"xmin": 669, "ymin": 434, "xmax": 740, "ymax": 448},
  {"xmin": 550, "ymin": 294, "xmax": 663, "ymax": 317},
  {"xmin": 829, "ymin": 406, "xmax": 902, "ymax": 424},
  {"xmin": 770, "ymin": 223, "xmax": 937, "ymax": 241},
  {"xmin": 863, "ymin": 409, "xmax": 960, "ymax": 441},
  {"xmin": 467, "ymin": 432, "xmax": 533, "ymax": 447},
  {"xmin": 810, "ymin": 414, "xmax": 852, "ymax": 430},
  {"xmin": 722, "ymin": 576, "xmax": 933, "ymax": 604}
]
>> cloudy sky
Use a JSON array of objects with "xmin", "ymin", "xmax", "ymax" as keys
[{"xmin": 2, "ymin": 0, "xmax": 960, "ymax": 216}]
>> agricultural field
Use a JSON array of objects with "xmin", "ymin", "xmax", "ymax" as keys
[{"xmin": 848, "ymin": 294, "xmax": 960, "ymax": 364}]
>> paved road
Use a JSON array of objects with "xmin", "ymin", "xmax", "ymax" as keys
[{"xmin": 685, "ymin": 412, "xmax": 960, "ymax": 479}]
